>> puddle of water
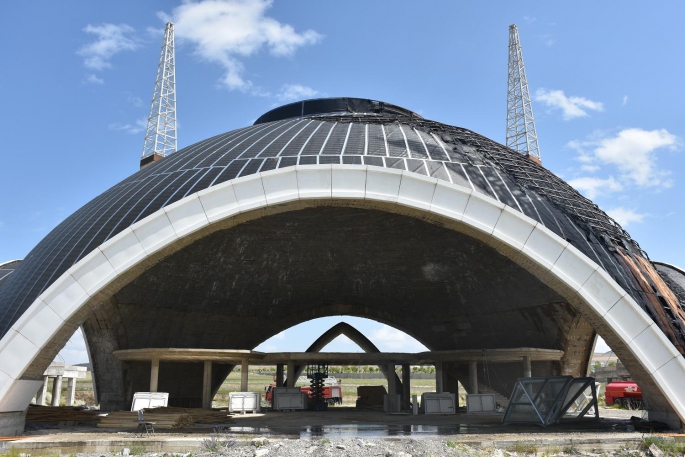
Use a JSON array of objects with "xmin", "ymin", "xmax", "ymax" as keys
[{"xmin": 226, "ymin": 423, "xmax": 488, "ymax": 439}]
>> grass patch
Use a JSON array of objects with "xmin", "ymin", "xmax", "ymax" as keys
[
  {"xmin": 641, "ymin": 436, "xmax": 685, "ymax": 456},
  {"xmin": 506, "ymin": 442, "xmax": 538, "ymax": 454},
  {"xmin": 445, "ymin": 440, "xmax": 457, "ymax": 448},
  {"xmin": 0, "ymin": 448, "xmax": 21, "ymax": 457}
]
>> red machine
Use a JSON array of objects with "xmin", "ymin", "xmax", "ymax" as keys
[
  {"xmin": 605, "ymin": 381, "xmax": 642, "ymax": 408},
  {"xmin": 265, "ymin": 384, "xmax": 343, "ymax": 405}
]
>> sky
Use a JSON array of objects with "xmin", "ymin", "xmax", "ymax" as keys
[{"xmin": 1, "ymin": 1, "xmax": 684, "ymax": 364}]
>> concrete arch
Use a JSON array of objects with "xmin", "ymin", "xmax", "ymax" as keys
[
  {"xmin": 288, "ymin": 321, "xmax": 402, "ymax": 386},
  {"xmin": 0, "ymin": 165, "xmax": 683, "ymax": 426}
]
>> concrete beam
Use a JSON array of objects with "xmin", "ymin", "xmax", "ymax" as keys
[
  {"xmin": 401, "ymin": 364, "xmax": 411, "ymax": 410},
  {"xmin": 435, "ymin": 361, "xmax": 443, "ymax": 393},
  {"xmin": 240, "ymin": 359, "xmax": 249, "ymax": 392},
  {"xmin": 387, "ymin": 363, "xmax": 396, "ymax": 396},
  {"xmin": 51, "ymin": 376, "xmax": 62, "ymax": 406},
  {"xmin": 523, "ymin": 355, "xmax": 532, "ymax": 378},
  {"xmin": 202, "ymin": 361, "xmax": 212, "ymax": 409},
  {"xmin": 66, "ymin": 378, "xmax": 76, "ymax": 406},
  {"xmin": 36, "ymin": 376, "xmax": 48, "ymax": 406},
  {"xmin": 150, "ymin": 356, "xmax": 160, "ymax": 393},
  {"xmin": 469, "ymin": 361, "xmax": 478, "ymax": 394},
  {"xmin": 286, "ymin": 361, "xmax": 295, "ymax": 388}
]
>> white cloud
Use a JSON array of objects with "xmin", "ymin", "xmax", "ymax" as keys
[
  {"xmin": 109, "ymin": 117, "xmax": 147, "ymax": 135},
  {"xmin": 534, "ymin": 89, "xmax": 604, "ymax": 120},
  {"xmin": 161, "ymin": 0, "xmax": 322, "ymax": 91},
  {"xmin": 276, "ymin": 84, "xmax": 318, "ymax": 102},
  {"xmin": 523, "ymin": 16, "xmax": 537, "ymax": 24},
  {"xmin": 84, "ymin": 74, "xmax": 104, "ymax": 85},
  {"xmin": 568, "ymin": 128, "xmax": 679, "ymax": 192},
  {"xmin": 78, "ymin": 23, "xmax": 139, "ymax": 71},
  {"xmin": 0, "ymin": 221, "xmax": 5, "ymax": 228},
  {"xmin": 272, "ymin": 331, "xmax": 286, "ymax": 339},
  {"xmin": 127, "ymin": 94, "xmax": 143, "ymax": 107},
  {"xmin": 622, "ymin": 95, "xmax": 628, "ymax": 106},
  {"xmin": 605, "ymin": 207, "xmax": 648, "ymax": 227},
  {"xmin": 369, "ymin": 325, "xmax": 428, "ymax": 352},
  {"xmin": 567, "ymin": 176, "xmax": 623, "ymax": 200},
  {"xmin": 56, "ymin": 328, "xmax": 90, "ymax": 366}
]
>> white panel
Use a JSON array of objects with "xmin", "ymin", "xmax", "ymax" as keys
[
  {"xmin": 261, "ymin": 168, "xmax": 299, "ymax": 205},
  {"xmin": 197, "ymin": 182, "xmax": 240, "ymax": 223},
  {"xmin": 0, "ymin": 331, "xmax": 38, "ymax": 379},
  {"xmin": 654, "ymin": 356, "xmax": 685, "ymax": 413},
  {"xmin": 99, "ymin": 228, "xmax": 147, "ymax": 274},
  {"xmin": 68, "ymin": 249, "xmax": 117, "ymax": 296},
  {"xmin": 365, "ymin": 167, "xmax": 402, "ymax": 202},
  {"xmin": 551, "ymin": 244, "xmax": 599, "ymax": 291},
  {"xmin": 579, "ymin": 269, "xmax": 626, "ymax": 316},
  {"xmin": 462, "ymin": 192, "xmax": 504, "ymax": 234},
  {"xmin": 41, "ymin": 273, "xmax": 89, "ymax": 321},
  {"xmin": 397, "ymin": 173, "xmax": 437, "ymax": 210},
  {"xmin": 429, "ymin": 182, "xmax": 470, "ymax": 220},
  {"xmin": 631, "ymin": 325, "xmax": 681, "ymax": 373},
  {"xmin": 521, "ymin": 224, "xmax": 568, "ymax": 271},
  {"xmin": 492, "ymin": 206, "xmax": 537, "ymax": 251},
  {"xmin": 603, "ymin": 296, "xmax": 652, "ymax": 343},
  {"xmin": 231, "ymin": 175, "xmax": 267, "ymax": 211},
  {"xmin": 131, "ymin": 210, "xmax": 178, "ymax": 255},
  {"xmin": 332, "ymin": 165, "xmax": 367, "ymax": 199},
  {"xmin": 164, "ymin": 195, "xmax": 209, "ymax": 238},
  {"xmin": 11, "ymin": 299, "xmax": 62, "ymax": 348},
  {"xmin": 297, "ymin": 165, "xmax": 332, "ymax": 199},
  {"xmin": 0, "ymin": 380, "xmax": 44, "ymax": 412}
]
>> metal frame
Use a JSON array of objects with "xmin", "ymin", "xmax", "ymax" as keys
[
  {"xmin": 141, "ymin": 22, "xmax": 177, "ymax": 160},
  {"xmin": 505, "ymin": 24, "xmax": 541, "ymax": 161},
  {"xmin": 502, "ymin": 376, "xmax": 599, "ymax": 426}
]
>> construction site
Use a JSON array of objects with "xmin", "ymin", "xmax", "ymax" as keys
[{"xmin": 0, "ymin": 18, "xmax": 684, "ymax": 456}]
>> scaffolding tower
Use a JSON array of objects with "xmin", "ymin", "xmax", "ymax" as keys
[
  {"xmin": 141, "ymin": 22, "xmax": 177, "ymax": 169},
  {"xmin": 506, "ymin": 24, "xmax": 541, "ymax": 163}
]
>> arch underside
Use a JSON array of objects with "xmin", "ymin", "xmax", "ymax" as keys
[{"xmin": 78, "ymin": 207, "xmax": 595, "ymax": 409}]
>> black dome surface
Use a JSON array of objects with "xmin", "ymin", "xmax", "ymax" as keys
[{"xmin": 1, "ymin": 98, "xmax": 682, "ymax": 352}]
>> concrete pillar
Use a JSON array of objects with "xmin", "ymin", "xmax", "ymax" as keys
[
  {"xmin": 469, "ymin": 361, "xmax": 478, "ymax": 394},
  {"xmin": 240, "ymin": 359, "xmax": 249, "ymax": 392},
  {"xmin": 150, "ymin": 356, "xmax": 160, "ymax": 392},
  {"xmin": 387, "ymin": 363, "xmax": 396, "ymax": 395},
  {"xmin": 523, "ymin": 356, "xmax": 532, "ymax": 378},
  {"xmin": 51, "ymin": 376, "xmax": 63, "ymax": 406},
  {"xmin": 36, "ymin": 376, "xmax": 49, "ymax": 406},
  {"xmin": 401, "ymin": 364, "xmax": 411, "ymax": 410},
  {"xmin": 435, "ymin": 361, "xmax": 443, "ymax": 393},
  {"xmin": 275, "ymin": 364, "xmax": 284, "ymax": 387},
  {"xmin": 66, "ymin": 378, "xmax": 76, "ymax": 406},
  {"xmin": 286, "ymin": 361, "xmax": 295, "ymax": 388},
  {"xmin": 202, "ymin": 361, "xmax": 213, "ymax": 409}
]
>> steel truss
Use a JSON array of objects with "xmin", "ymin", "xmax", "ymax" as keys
[{"xmin": 141, "ymin": 22, "xmax": 177, "ymax": 160}]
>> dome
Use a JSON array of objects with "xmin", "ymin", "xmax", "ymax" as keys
[
  {"xmin": 1, "ymin": 98, "xmax": 677, "ymax": 347},
  {"xmin": 1, "ymin": 97, "xmax": 684, "ymax": 425}
]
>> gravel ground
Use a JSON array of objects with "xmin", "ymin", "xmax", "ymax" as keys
[{"xmin": 58, "ymin": 436, "xmax": 657, "ymax": 457}]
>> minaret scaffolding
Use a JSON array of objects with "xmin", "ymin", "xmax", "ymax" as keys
[
  {"xmin": 506, "ymin": 24, "xmax": 541, "ymax": 163},
  {"xmin": 141, "ymin": 22, "xmax": 177, "ymax": 168}
]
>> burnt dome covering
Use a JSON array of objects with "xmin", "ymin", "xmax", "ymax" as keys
[{"xmin": 0, "ymin": 97, "xmax": 683, "ymax": 355}]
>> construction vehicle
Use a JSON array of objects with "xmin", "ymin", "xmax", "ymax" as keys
[
  {"xmin": 265, "ymin": 376, "xmax": 343, "ymax": 406},
  {"xmin": 605, "ymin": 381, "xmax": 642, "ymax": 408}
]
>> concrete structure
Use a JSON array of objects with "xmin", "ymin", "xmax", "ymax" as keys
[
  {"xmin": 34, "ymin": 362, "xmax": 87, "ymax": 407},
  {"xmin": 0, "ymin": 98, "xmax": 683, "ymax": 432}
]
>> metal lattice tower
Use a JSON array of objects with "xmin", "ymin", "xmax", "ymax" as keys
[
  {"xmin": 506, "ymin": 24, "xmax": 541, "ymax": 162},
  {"xmin": 141, "ymin": 22, "xmax": 177, "ymax": 166}
]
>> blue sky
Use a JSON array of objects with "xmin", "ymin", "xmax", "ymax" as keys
[{"xmin": 1, "ymin": 1, "xmax": 683, "ymax": 364}]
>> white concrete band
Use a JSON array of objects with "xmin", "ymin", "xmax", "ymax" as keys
[{"xmin": 0, "ymin": 165, "xmax": 683, "ymax": 422}]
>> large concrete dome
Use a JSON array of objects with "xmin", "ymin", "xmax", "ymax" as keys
[{"xmin": 0, "ymin": 98, "xmax": 683, "ymax": 427}]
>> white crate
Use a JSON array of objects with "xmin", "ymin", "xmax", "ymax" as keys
[
  {"xmin": 421, "ymin": 392, "xmax": 456, "ymax": 414},
  {"xmin": 229, "ymin": 392, "xmax": 261, "ymax": 413},
  {"xmin": 272, "ymin": 387, "xmax": 307, "ymax": 410},
  {"xmin": 131, "ymin": 392, "xmax": 169, "ymax": 411},
  {"xmin": 466, "ymin": 393, "xmax": 496, "ymax": 413}
]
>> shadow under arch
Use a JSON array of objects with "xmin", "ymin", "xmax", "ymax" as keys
[{"xmin": 285, "ymin": 321, "xmax": 402, "ymax": 388}]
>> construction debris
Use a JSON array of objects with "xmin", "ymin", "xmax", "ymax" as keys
[{"xmin": 97, "ymin": 407, "xmax": 233, "ymax": 429}]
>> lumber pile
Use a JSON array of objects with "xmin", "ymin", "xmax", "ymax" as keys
[
  {"xmin": 97, "ymin": 407, "xmax": 234, "ymax": 429},
  {"xmin": 26, "ymin": 405, "xmax": 100, "ymax": 423}
]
